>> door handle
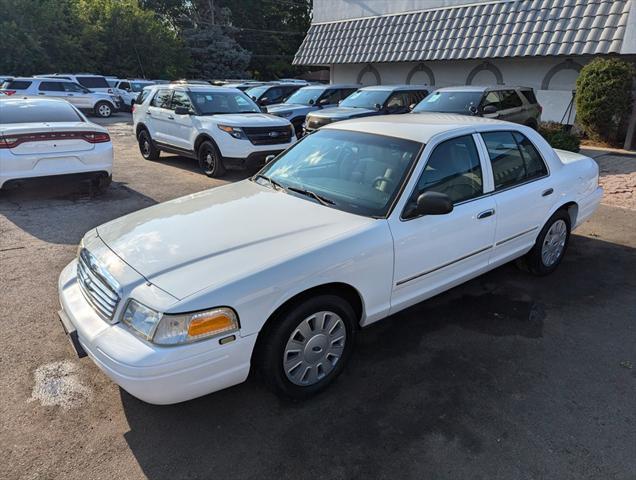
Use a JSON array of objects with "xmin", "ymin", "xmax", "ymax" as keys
[
  {"xmin": 67, "ymin": 94, "xmax": 74, "ymax": 96},
  {"xmin": 146, "ymin": 111, "xmax": 152, "ymax": 116},
  {"xmin": 542, "ymin": 188, "xmax": 554, "ymax": 197},
  {"xmin": 477, "ymin": 209, "xmax": 495, "ymax": 219},
  {"xmin": 38, "ymin": 92, "xmax": 45, "ymax": 95}
]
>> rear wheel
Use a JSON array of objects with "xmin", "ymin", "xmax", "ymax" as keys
[
  {"xmin": 197, "ymin": 140, "xmax": 225, "ymax": 177},
  {"xmin": 258, "ymin": 294, "xmax": 356, "ymax": 399},
  {"xmin": 518, "ymin": 210, "xmax": 571, "ymax": 276},
  {"xmin": 138, "ymin": 129, "xmax": 160, "ymax": 160},
  {"xmin": 94, "ymin": 101, "xmax": 113, "ymax": 118}
]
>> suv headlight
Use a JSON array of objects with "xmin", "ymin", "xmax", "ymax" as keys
[
  {"xmin": 218, "ymin": 125, "xmax": 246, "ymax": 139},
  {"xmin": 121, "ymin": 299, "xmax": 239, "ymax": 345}
]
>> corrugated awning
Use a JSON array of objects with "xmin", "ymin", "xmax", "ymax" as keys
[{"xmin": 294, "ymin": 0, "xmax": 631, "ymax": 65}]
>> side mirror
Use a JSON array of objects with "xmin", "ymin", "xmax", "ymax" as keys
[
  {"xmin": 174, "ymin": 106, "xmax": 190, "ymax": 115},
  {"xmin": 482, "ymin": 104, "xmax": 498, "ymax": 115},
  {"xmin": 408, "ymin": 191, "xmax": 453, "ymax": 217},
  {"xmin": 259, "ymin": 97, "xmax": 269, "ymax": 106},
  {"xmin": 265, "ymin": 154, "xmax": 276, "ymax": 164},
  {"xmin": 469, "ymin": 105, "xmax": 478, "ymax": 115},
  {"xmin": 318, "ymin": 98, "xmax": 329, "ymax": 106},
  {"xmin": 374, "ymin": 103, "xmax": 382, "ymax": 111}
]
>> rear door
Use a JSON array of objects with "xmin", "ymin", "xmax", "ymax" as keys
[
  {"xmin": 147, "ymin": 89, "xmax": 173, "ymax": 143},
  {"xmin": 37, "ymin": 81, "xmax": 67, "ymax": 101}
]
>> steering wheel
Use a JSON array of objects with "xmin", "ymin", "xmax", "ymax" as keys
[{"xmin": 372, "ymin": 176, "xmax": 396, "ymax": 191}]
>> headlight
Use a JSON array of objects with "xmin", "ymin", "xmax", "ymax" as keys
[
  {"xmin": 218, "ymin": 124, "xmax": 245, "ymax": 139},
  {"xmin": 121, "ymin": 299, "xmax": 239, "ymax": 345}
]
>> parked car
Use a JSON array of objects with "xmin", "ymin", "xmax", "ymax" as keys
[
  {"xmin": 267, "ymin": 83, "xmax": 359, "ymax": 136},
  {"xmin": 133, "ymin": 84, "xmax": 296, "ymax": 177},
  {"xmin": 0, "ymin": 97, "xmax": 112, "ymax": 189},
  {"xmin": 107, "ymin": 78, "xmax": 155, "ymax": 111},
  {"xmin": 36, "ymin": 73, "xmax": 115, "ymax": 95},
  {"xmin": 245, "ymin": 82, "xmax": 305, "ymax": 107},
  {"xmin": 223, "ymin": 81, "xmax": 266, "ymax": 92},
  {"xmin": 58, "ymin": 113, "xmax": 602, "ymax": 404},
  {"xmin": 413, "ymin": 86, "xmax": 542, "ymax": 128},
  {"xmin": 1, "ymin": 77, "xmax": 120, "ymax": 117},
  {"xmin": 303, "ymin": 85, "xmax": 429, "ymax": 133}
]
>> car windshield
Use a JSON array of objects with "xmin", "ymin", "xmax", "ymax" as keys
[
  {"xmin": 245, "ymin": 85, "xmax": 269, "ymax": 99},
  {"xmin": 284, "ymin": 87, "xmax": 325, "ymax": 105},
  {"xmin": 256, "ymin": 129, "xmax": 422, "ymax": 217},
  {"xmin": 130, "ymin": 82, "xmax": 152, "ymax": 92},
  {"xmin": 189, "ymin": 91, "xmax": 260, "ymax": 114},
  {"xmin": 340, "ymin": 90, "xmax": 391, "ymax": 109},
  {"xmin": 413, "ymin": 91, "xmax": 483, "ymax": 114},
  {"xmin": 106, "ymin": 80, "xmax": 117, "ymax": 88},
  {"xmin": 1, "ymin": 101, "xmax": 83, "ymax": 123}
]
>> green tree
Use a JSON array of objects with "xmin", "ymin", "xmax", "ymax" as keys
[{"xmin": 575, "ymin": 58, "xmax": 634, "ymax": 144}]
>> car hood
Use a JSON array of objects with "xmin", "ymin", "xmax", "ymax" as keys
[
  {"xmin": 198, "ymin": 113, "xmax": 291, "ymax": 128},
  {"xmin": 308, "ymin": 106, "xmax": 376, "ymax": 120},
  {"xmin": 96, "ymin": 180, "xmax": 374, "ymax": 299},
  {"xmin": 267, "ymin": 104, "xmax": 314, "ymax": 116}
]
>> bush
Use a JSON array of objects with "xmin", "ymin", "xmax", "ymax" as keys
[
  {"xmin": 575, "ymin": 58, "xmax": 634, "ymax": 145},
  {"xmin": 538, "ymin": 121, "xmax": 581, "ymax": 152}
]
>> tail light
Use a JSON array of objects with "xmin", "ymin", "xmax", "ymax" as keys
[
  {"xmin": 1, "ymin": 90, "xmax": 16, "ymax": 96},
  {"xmin": 0, "ymin": 131, "xmax": 110, "ymax": 148},
  {"xmin": 131, "ymin": 104, "xmax": 136, "ymax": 113}
]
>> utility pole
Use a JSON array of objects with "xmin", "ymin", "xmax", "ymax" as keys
[{"xmin": 208, "ymin": 0, "xmax": 215, "ymax": 25}]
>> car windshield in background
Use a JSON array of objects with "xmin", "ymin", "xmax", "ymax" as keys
[
  {"xmin": 189, "ymin": 91, "xmax": 260, "ymax": 114},
  {"xmin": 284, "ymin": 87, "xmax": 325, "ymax": 105},
  {"xmin": 257, "ymin": 129, "xmax": 422, "ymax": 217},
  {"xmin": 107, "ymin": 80, "xmax": 117, "ymax": 88},
  {"xmin": 130, "ymin": 82, "xmax": 152, "ymax": 92},
  {"xmin": 339, "ymin": 90, "xmax": 392, "ymax": 110},
  {"xmin": 245, "ymin": 85, "xmax": 269, "ymax": 99},
  {"xmin": 76, "ymin": 76, "xmax": 109, "ymax": 89},
  {"xmin": 413, "ymin": 91, "xmax": 483, "ymax": 114},
  {"xmin": 1, "ymin": 101, "xmax": 83, "ymax": 124}
]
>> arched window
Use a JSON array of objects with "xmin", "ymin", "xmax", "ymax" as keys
[
  {"xmin": 541, "ymin": 59, "xmax": 583, "ymax": 90},
  {"xmin": 466, "ymin": 62, "xmax": 504, "ymax": 86},
  {"xmin": 406, "ymin": 63, "xmax": 435, "ymax": 86}
]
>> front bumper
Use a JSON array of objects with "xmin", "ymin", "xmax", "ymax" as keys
[
  {"xmin": 216, "ymin": 134, "xmax": 295, "ymax": 160},
  {"xmin": 58, "ymin": 261, "xmax": 256, "ymax": 405},
  {"xmin": 224, "ymin": 150, "xmax": 284, "ymax": 170}
]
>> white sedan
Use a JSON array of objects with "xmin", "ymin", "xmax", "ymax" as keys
[
  {"xmin": 0, "ymin": 97, "xmax": 112, "ymax": 189},
  {"xmin": 58, "ymin": 114, "xmax": 602, "ymax": 404}
]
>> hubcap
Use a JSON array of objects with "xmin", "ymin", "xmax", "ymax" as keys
[
  {"xmin": 283, "ymin": 311, "xmax": 346, "ymax": 386},
  {"xmin": 99, "ymin": 105, "xmax": 110, "ymax": 116},
  {"xmin": 541, "ymin": 219, "xmax": 567, "ymax": 266},
  {"xmin": 142, "ymin": 139, "xmax": 150, "ymax": 155}
]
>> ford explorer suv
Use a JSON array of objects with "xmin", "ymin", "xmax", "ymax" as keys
[
  {"xmin": 304, "ymin": 85, "xmax": 429, "ymax": 133},
  {"xmin": 413, "ymin": 86, "xmax": 542, "ymax": 129},
  {"xmin": 1, "ymin": 77, "xmax": 120, "ymax": 117},
  {"xmin": 245, "ymin": 82, "xmax": 307, "ymax": 108},
  {"xmin": 267, "ymin": 84, "xmax": 359, "ymax": 136},
  {"xmin": 133, "ymin": 84, "xmax": 296, "ymax": 177},
  {"xmin": 107, "ymin": 78, "xmax": 155, "ymax": 111}
]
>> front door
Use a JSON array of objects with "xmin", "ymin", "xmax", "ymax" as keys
[
  {"xmin": 163, "ymin": 90, "xmax": 195, "ymax": 151},
  {"xmin": 389, "ymin": 133, "xmax": 496, "ymax": 313},
  {"xmin": 61, "ymin": 82, "xmax": 92, "ymax": 109}
]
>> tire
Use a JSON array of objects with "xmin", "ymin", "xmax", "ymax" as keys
[
  {"xmin": 197, "ymin": 140, "xmax": 225, "ymax": 177},
  {"xmin": 137, "ymin": 129, "xmax": 160, "ymax": 160},
  {"xmin": 519, "ymin": 209, "xmax": 571, "ymax": 276},
  {"xmin": 94, "ymin": 101, "xmax": 113, "ymax": 118},
  {"xmin": 258, "ymin": 294, "xmax": 356, "ymax": 399}
]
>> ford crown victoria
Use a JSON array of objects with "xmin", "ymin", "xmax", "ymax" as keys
[{"xmin": 58, "ymin": 114, "xmax": 602, "ymax": 404}]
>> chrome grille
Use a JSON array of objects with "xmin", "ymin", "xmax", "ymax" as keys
[{"xmin": 77, "ymin": 249, "xmax": 120, "ymax": 322}]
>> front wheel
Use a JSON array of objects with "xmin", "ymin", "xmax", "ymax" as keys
[
  {"xmin": 519, "ymin": 209, "xmax": 571, "ymax": 276},
  {"xmin": 258, "ymin": 295, "xmax": 356, "ymax": 399},
  {"xmin": 94, "ymin": 101, "xmax": 113, "ymax": 118},
  {"xmin": 197, "ymin": 141, "xmax": 225, "ymax": 177}
]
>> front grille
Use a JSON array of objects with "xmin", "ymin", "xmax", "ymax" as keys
[
  {"xmin": 77, "ymin": 249, "xmax": 120, "ymax": 322},
  {"xmin": 306, "ymin": 116, "xmax": 332, "ymax": 130},
  {"xmin": 243, "ymin": 126, "xmax": 292, "ymax": 145}
]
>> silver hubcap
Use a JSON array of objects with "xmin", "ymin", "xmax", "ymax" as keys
[
  {"xmin": 283, "ymin": 311, "xmax": 346, "ymax": 386},
  {"xmin": 142, "ymin": 139, "xmax": 150, "ymax": 155},
  {"xmin": 99, "ymin": 104, "xmax": 110, "ymax": 116},
  {"xmin": 205, "ymin": 152, "xmax": 214, "ymax": 170},
  {"xmin": 541, "ymin": 219, "xmax": 567, "ymax": 266}
]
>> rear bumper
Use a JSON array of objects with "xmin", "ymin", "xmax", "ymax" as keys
[
  {"xmin": 224, "ymin": 150, "xmax": 284, "ymax": 170},
  {"xmin": 58, "ymin": 261, "xmax": 256, "ymax": 405},
  {"xmin": 0, "ymin": 170, "xmax": 111, "ymax": 189}
]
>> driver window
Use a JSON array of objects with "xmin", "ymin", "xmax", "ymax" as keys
[
  {"xmin": 171, "ymin": 91, "xmax": 193, "ymax": 111},
  {"xmin": 412, "ymin": 135, "xmax": 483, "ymax": 205}
]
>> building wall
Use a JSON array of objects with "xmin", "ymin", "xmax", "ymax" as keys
[{"xmin": 331, "ymin": 56, "xmax": 593, "ymax": 122}]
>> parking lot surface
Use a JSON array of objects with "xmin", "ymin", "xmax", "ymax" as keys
[{"xmin": 1, "ymin": 114, "xmax": 635, "ymax": 480}]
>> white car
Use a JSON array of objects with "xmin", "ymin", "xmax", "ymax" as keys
[
  {"xmin": 106, "ymin": 78, "xmax": 155, "ymax": 111},
  {"xmin": 133, "ymin": 84, "xmax": 296, "ymax": 177},
  {"xmin": 1, "ymin": 77, "xmax": 120, "ymax": 118},
  {"xmin": 58, "ymin": 114, "xmax": 602, "ymax": 404},
  {"xmin": 0, "ymin": 98, "xmax": 113, "ymax": 189}
]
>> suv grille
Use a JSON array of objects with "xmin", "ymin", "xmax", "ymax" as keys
[
  {"xmin": 77, "ymin": 249, "xmax": 120, "ymax": 322},
  {"xmin": 243, "ymin": 126, "xmax": 292, "ymax": 145},
  {"xmin": 306, "ymin": 116, "xmax": 332, "ymax": 131}
]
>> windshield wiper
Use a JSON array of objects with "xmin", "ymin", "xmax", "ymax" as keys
[
  {"xmin": 287, "ymin": 186, "xmax": 336, "ymax": 206},
  {"xmin": 253, "ymin": 174, "xmax": 286, "ymax": 191}
]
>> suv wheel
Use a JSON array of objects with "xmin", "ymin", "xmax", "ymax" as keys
[
  {"xmin": 138, "ymin": 129, "xmax": 160, "ymax": 160},
  {"xmin": 198, "ymin": 141, "xmax": 226, "ymax": 177},
  {"xmin": 258, "ymin": 294, "xmax": 356, "ymax": 399},
  {"xmin": 94, "ymin": 101, "xmax": 113, "ymax": 118}
]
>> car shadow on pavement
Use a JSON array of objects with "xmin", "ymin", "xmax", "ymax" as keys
[
  {"xmin": 0, "ymin": 178, "xmax": 158, "ymax": 246},
  {"xmin": 119, "ymin": 233, "xmax": 636, "ymax": 480},
  {"xmin": 154, "ymin": 153, "xmax": 261, "ymax": 181}
]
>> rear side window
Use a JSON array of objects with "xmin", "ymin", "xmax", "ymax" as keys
[
  {"xmin": 482, "ymin": 131, "xmax": 548, "ymax": 190},
  {"xmin": 63, "ymin": 82, "xmax": 86, "ymax": 93},
  {"xmin": 2, "ymin": 80, "xmax": 32, "ymax": 90},
  {"xmin": 520, "ymin": 89, "xmax": 538, "ymax": 104},
  {"xmin": 499, "ymin": 90, "xmax": 523, "ymax": 109},
  {"xmin": 38, "ymin": 82, "xmax": 64, "ymax": 92},
  {"xmin": 151, "ymin": 89, "xmax": 172, "ymax": 108},
  {"xmin": 1, "ymin": 101, "xmax": 83, "ymax": 124},
  {"xmin": 76, "ymin": 76, "xmax": 109, "ymax": 88}
]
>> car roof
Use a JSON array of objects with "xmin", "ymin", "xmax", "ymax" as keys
[
  {"xmin": 0, "ymin": 96, "xmax": 74, "ymax": 106},
  {"xmin": 151, "ymin": 84, "xmax": 241, "ymax": 93},
  {"xmin": 302, "ymin": 83, "xmax": 360, "ymax": 89},
  {"xmin": 359, "ymin": 84, "xmax": 430, "ymax": 92},
  {"xmin": 3, "ymin": 77, "xmax": 70, "ymax": 83},
  {"xmin": 434, "ymin": 85, "xmax": 533, "ymax": 92},
  {"xmin": 324, "ymin": 112, "xmax": 512, "ymax": 143}
]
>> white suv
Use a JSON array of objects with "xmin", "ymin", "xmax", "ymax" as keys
[
  {"xmin": 133, "ymin": 84, "xmax": 296, "ymax": 177},
  {"xmin": 1, "ymin": 77, "xmax": 120, "ymax": 117},
  {"xmin": 107, "ymin": 78, "xmax": 156, "ymax": 111}
]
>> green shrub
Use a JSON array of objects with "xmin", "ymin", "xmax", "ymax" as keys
[
  {"xmin": 575, "ymin": 58, "xmax": 634, "ymax": 145},
  {"xmin": 538, "ymin": 121, "xmax": 581, "ymax": 152}
]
